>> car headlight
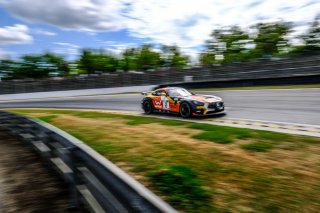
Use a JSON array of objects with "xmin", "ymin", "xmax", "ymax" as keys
[{"xmin": 192, "ymin": 100, "xmax": 204, "ymax": 106}]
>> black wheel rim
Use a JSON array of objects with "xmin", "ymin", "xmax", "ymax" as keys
[
  {"xmin": 181, "ymin": 103, "xmax": 190, "ymax": 117},
  {"xmin": 144, "ymin": 102, "xmax": 151, "ymax": 113}
]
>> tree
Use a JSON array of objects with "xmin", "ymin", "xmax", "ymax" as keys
[
  {"xmin": 0, "ymin": 59, "xmax": 20, "ymax": 79},
  {"xmin": 290, "ymin": 15, "xmax": 320, "ymax": 55},
  {"xmin": 78, "ymin": 49, "xmax": 119, "ymax": 73},
  {"xmin": 11, "ymin": 53, "xmax": 68, "ymax": 78},
  {"xmin": 199, "ymin": 52, "xmax": 216, "ymax": 66},
  {"xmin": 19, "ymin": 55, "xmax": 43, "ymax": 78},
  {"xmin": 119, "ymin": 48, "xmax": 138, "ymax": 71},
  {"xmin": 135, "ymin": 44, "xmax": 161, "ymax": 71},
  {"xmin": 304, "ymin": 17, "xmax": 320, "ymax": 52},
  {"xmin": 42, "ymin": 52, "xmax": 69, "ymax": 74},
  {"xmin": 160, "ymin": 45, "xmax": 189, "ymax": 68},
  {"xmin": 252, "ymin": 21, "xmax": 291, "ymax": 58},
  {"xmin": 78, "ymin": 49, "xmax": 96, "ymax": 74},
  {"xmin": 201, "ymin": 26, "xmax": 252, "ymax": 65}
]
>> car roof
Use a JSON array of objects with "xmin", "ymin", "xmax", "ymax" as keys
[{"xmin": 156, "ymin": 87, "xmax": 185, "ymax": 91}]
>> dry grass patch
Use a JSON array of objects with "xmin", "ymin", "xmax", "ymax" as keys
[{"xmin": 7, "ymin": 109, "xmax": 320, "ymax": 213}]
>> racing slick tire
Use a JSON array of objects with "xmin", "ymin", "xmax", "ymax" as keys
[
  {"xmin": 180, "ymin": 102, "xmax": 192, "ymax": 118},
  {"xmin": 143, "ymin": 100, "xmax": 154, "ymax": 114}
]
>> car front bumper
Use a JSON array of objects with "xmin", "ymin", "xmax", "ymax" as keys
[{"xmin": 192, "ymin": 102, "xmax": 225, "ymax": 116}]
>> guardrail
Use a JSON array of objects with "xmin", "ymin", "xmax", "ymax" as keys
[
  {"xmin": 0, "ymin": 111, "xmax": 177, "ymax": 213},
  {"xmin": 156, "ymin": 74, "xmax": 320, "ymax": 90}
]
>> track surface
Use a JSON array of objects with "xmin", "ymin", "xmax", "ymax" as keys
[{"xmin": 1, "ymin": 88, "xmax": 320, "ymax": 125}]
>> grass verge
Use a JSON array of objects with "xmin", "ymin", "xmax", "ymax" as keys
[{"xmin": 7, "ymin": 108, "xmax": 320, "ymax": 213}]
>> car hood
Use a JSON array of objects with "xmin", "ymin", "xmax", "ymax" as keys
[{"xmin": 181, "ymin": 94, "xmax": 222, "ymax": 103}]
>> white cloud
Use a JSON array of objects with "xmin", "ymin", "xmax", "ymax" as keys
[
  {"xmin": 0, "ymin": 24, "xmax": 33, "ymax": 45},
  {"xmin": 124, "ymin": 0, "xmax": 320, "ymax": 50},
  {"xmin": 54, "ymin": 42, "xmax": 80, "ymax": 49},
  {"xmin": 90, "ymin": 41, "xmax": 137, "ymax": 56},
  {"xmin": 53, "ymin": 42, "xmax": 80, "ymax": 58},
  {"xmin": 0, "ymin": 48, "xmax": 12, "ymax": 59},
  {"xmin": 1, "ymin": 0, "xmax": 127, "ymax": 32},
  {"xmin": 1, "ymin": 0, "xmax": 319, "ymax": 53},
  {"xmin": 33, "ymin": 29, "xmax": 56, "ymax": 36}
]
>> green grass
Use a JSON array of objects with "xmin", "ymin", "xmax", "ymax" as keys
[
  {"xmin": 192, "ymin": 131, "xmax": 234, "ymax": 144},
  {"xmin": 192, "ymin": 84, "xmax": 320, "ymax": 92},
  {"xmin": 190, "ymin": 124, "xmax": 254, "ymax": 144},
  {"xmin": 149, "ymin": 165, "xmax": 213, "ymax": 212},
  {"xmin": 241, "ymin": 142, "xmax": 274, "ymax": 152},
  {"xmin": 6, "ymin": 109, "xmax": 320, "ymax": 213},
  {"xmin": 125, "ymin": 116, "xmax": 186, "ymax": 126},
  {"xmin": 37, "ymin": 115, "xmax": 57, "ymax": 123}
]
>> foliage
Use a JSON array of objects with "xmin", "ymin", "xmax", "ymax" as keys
[
  {"xmin": 253, "ymin": 22, "xmax": 291, "ymax": 57},
  {"xmin": 148, "ymin": 165, "xmax": 213, "ymax": 212},
  {"xmin": 210, "ymin": 26, "xmax": 252, "ymax": 63},
  {"xmin": 160, "ymin": 45, "xmax": 190, "ymax": 68},
  {"xmin": 78, "ymin": 49, "xmax": 118, "ymax": 73},
  {"xmin": 135, "ymin": 44, "xmax": 161, "ymax": 71},
  {"xmin": 201, "ymin": 21, "xmax": 292, "ymax": 65},
  {"xmin": 4, "ymin": 52, "xmax": 69, "ymax": 79},
  {"xmin": 290, "ymin": 16, "xmax": 320, "ymax": 55},
  {"xmin": 119, "ymin": 48, "xmax": 138, "ymax": 71}
]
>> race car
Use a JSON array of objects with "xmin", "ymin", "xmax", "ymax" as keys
[{"xmin": 141, "ymin": 87, "xmax": 225, "ymax": 118}]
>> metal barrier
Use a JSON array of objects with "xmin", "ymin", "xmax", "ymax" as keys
[
  {"xmin": 0, "ymin": 111, "xmax": 177, "ymax": 213},
  {"xmin": 156, "ymin": 74, "xmax": 320, "ymax": 90}
]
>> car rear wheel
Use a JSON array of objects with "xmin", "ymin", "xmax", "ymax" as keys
[
  {"xmin": 143, "ymin": 100, "xmax": 154, "ymax": 114},
  {"xmin": 180, "ymin": 102, "xmax": 192, "ymax": 118}
]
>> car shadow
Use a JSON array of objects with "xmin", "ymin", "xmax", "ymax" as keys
[{"xmin": 150, "ymin": 111, "xmax": 227, "ymax": 120}]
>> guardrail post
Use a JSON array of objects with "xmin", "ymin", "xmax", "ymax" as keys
[{"xmin": 67, "ymin": 146, "xmax": 81, "ymax": 211}]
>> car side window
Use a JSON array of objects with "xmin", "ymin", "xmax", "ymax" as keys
[
  {"xmin": 153, "ymin": 90, "xmax": 165, "ymax": 96},
  {"xmin": 168, "ymin": 90, "xmax": 178, "ymax": 98}
]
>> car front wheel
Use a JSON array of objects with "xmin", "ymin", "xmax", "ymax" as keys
[{"xmin": 180, "ymin": 102, "xmax": 192, "ymax": 118}]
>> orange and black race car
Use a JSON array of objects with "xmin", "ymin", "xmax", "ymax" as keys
[{"xmin": 141, "ymin": 87, "xmax": 225, "ymax": 118}]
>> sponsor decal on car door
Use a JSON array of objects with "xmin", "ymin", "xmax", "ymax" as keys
[{"xmin": 153, "ymin": 96, "xmax": 162, "ymax": 109}]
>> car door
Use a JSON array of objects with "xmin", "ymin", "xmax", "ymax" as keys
[
  {"xmin": 168, "ymin": 89, "xmax": 180, "ymax": 113},
  {"xmin": 152, "ymin": 90, "xmax": 164, "ymax": 110}
]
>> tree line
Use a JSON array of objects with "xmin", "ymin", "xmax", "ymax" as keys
[{"xmin": 0, "ymin": 17, "xmax": 319, "ymax": 79}]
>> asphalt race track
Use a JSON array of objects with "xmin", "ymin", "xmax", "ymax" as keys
[{"xmin": 1, "ymin": 88, "xmax": 320, "ymax": 126}]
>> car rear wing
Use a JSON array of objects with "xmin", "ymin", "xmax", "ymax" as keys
[{"xmin": 141, "ymin": 91, "xmax": 149, "ymax": 96}]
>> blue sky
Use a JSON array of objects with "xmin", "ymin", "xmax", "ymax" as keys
[{"xmin": 0, "ymin": 0, "xmax": 319, "ymax": 60}]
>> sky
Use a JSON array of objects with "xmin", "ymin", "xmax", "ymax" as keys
[{"xmin": 0, "ymin": 0, "xmax": 319, "ymax": 60}]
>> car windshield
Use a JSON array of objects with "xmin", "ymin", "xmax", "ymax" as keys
[{"xmin": 169, "ymin": 88, "xmax": 193, "ymax": 97}]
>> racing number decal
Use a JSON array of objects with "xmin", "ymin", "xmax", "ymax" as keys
[
  {"xmin": 161, "ymin": 96, "xmax": 170, "ymax": 110},
  {"xmin": 164, "ymin": 100, "xmax": 169, "ymax": 110}
]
